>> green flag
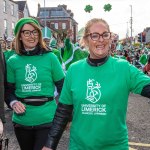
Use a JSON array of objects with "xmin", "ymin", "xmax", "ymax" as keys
[{"xmin": 42, "ymin": 26, "xmax": 52, "ymax": 39}]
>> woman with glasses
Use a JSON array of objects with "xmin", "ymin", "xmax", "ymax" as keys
[
  {"xmin": 42, "ymin": 18, "xmax": 150, "ymax": 150},
  {"xmin": 5, "ymin": 17, "xmax": 65, "ymax": 150}
]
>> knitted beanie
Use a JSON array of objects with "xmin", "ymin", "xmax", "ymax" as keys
[{"xmin": 14, "ymin": 17, "xmax": 40, "ymax": 36}]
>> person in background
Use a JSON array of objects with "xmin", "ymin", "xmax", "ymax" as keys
[
  {"xmin": 114, "ymin": 50, "xmax": 126, "ymax": 59},
  {"xmin": 5, "ymin": 17, "xmax": 65, "ymax": 150},
  {"xmin": 43, "ymin": 37, "xmax": 62, "ymax": 65},
  {"xmin": 143, "ymin": 54, "xmax": 150, "ymax": 76},
  {"xmin": 6, "ymin": 37, "xmax": 13, "ymax": 49},
  {"xmin": 61, "ymin": 29, "xmax": 89, "ymax": 72},
  {"xmin": 43, "ymin": 37, "xmax": 51, "ymax": 47},
  {"xmin": 0, "ymin": 38, "xmax": 14, "ymax": 61},
  {"xmin": 4, "ymin": 37, "xmax": 16, "ymax": 61},
  {"xmin": 42, "ymin": 18, "xmax": 150, "ymax": 150},
  {"xmin": 0, "ymin": 38, "xmax": 7, "ymax": 52},
  {"xmin": 139, "ymin": 50, "xmax": 148, "ymax": 68},
  {"xmin": 124, "ymin": 50, "xmax": 131, "ymax": 63},
  {"xmin": 43, "ymin": 37, "xmax": 62, "ymax": 102}
]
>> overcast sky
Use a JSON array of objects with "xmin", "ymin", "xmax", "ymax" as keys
[{"xmin": 21, "ymin": 0, "xmax": 150, "ymax": 39}]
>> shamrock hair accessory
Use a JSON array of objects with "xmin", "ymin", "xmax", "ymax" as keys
[
  {"xmin": 84, "ymin": 5, "xmax": 93, "ymax": 13},
  {"xmin": 104, "ymin": 4, "xmax": 112, "ymax": 12}
]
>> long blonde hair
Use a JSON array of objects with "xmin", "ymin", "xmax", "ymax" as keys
[{"xmin": 15, "ymin": 23, "xmax": 47, "ymax": 54}]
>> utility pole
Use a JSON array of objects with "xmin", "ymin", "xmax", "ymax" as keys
[
  {"xmin": 130, "ymin": 5, "xmax": 133, "ymax": 39},
  {"xmin": 44, "ymin": 0, "xmax": 47, "ymax": 38},
  {"xmin": 130, "ymin": 5, "xmax": 133, "ymax": 49},
  {"xmin": 44, "ymin": 0, "xmax": 46, "ymax": 27}
]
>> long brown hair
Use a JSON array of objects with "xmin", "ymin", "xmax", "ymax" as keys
[{"xmin": 15, "ymin": 23, "xmax": 47, "ymax": 54}]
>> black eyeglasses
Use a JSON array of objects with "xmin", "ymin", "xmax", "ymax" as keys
[
  {"xmin": 21, "ymin": 29, "xmax": 39, "ymax": 37},
  {"xmin": 87, "ymin": 32, "xmax": 111, "ymax": 41}
]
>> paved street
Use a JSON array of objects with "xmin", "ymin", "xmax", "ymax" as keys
[{"xmin": 3, "ymin": 94, "xmax": 150, "ymax": 150}]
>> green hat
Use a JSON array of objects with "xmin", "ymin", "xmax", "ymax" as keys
[{"xmin": 14, "ymin": 17, "xmax": 40, "ymax": 36}]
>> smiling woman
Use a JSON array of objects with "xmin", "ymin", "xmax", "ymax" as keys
[
  {"xmin": 5, "ymin": 17, "xmax": 65, "ymax": 150},
  {"xmin": 20, "ymin": 24, "xmax": 40, "ymax": 50},
  {"xmin": 42, "ymin": 18, "xmax": 150, "ymax": 150}
]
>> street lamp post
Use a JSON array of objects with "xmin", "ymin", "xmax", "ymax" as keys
[
  {"xmin": 44, "ymin": 0, "xmax": 46, "ymax": 27},
  {"xmin": 130, "ymin": 5, "xmax": 133, "ymax": 38},
  {"xmin": 130, "ymin": 5, "xmax": 133, "ymax": 49}
]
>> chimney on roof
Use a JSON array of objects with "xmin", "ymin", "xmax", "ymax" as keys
[
  {"xmin": 58, "ymin": 4, "xmax": 67, "ymax": 10},
  {"xmin": 67, "ymin": 9, "xmax": 71, "ymax": 14},
  {"xmin": 38, "ymin": 3, "xmax": 40, "ymax": 10},
  {"xmin": 70, "ymin": 12, "xmax": 74, "ymax": 18}
]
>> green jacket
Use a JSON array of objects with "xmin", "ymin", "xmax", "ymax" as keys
[
  {"xmin": 140, "ymin": 54, "xmax": 147, "ymax": 65},
  {"xmin": 61, "ymin": 38, "xmax": 89, "ymax": 71}
]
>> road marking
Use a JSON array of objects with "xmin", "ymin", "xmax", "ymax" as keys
[
  {"xmin": 129, "ymin": 142, "xmax": 150, "ymax": 147},
  {"xmin": 129, "ymin": 147, "xmax": 137, "ymax": 150}
]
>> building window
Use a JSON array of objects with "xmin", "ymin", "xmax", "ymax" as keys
[
  {"xmin": 54, "ymin": 23, "xmax": 58, "ymax": 29},
  {"xmin": 51, "ymin": 10, "xmax": 64, "ymax": 17},
  {"xmin": 4, "ymin": 19, "xmax": 7, "ymax": 36},
  {"xmin": 3, "ymin": 0, "xmax": 6, "ymax": 12},
  {"xmin": 11, "ymin": 4, "xmax": 14, "ymax": 15},
  {"xmin": 62, "ymin": 23, "xmax": 66, "ymax": 29},
  {"xmin": 4, "ymin": 19, "xmax": 7, "ymax": 30},
  {"xmin": 12, "ymin": 22, "xmax": 15, "ymax": 36},
  {"xmin": 12, "ymin": 22, "xmax": 15, "ymax": 31},
  {"xmin": 39, "ymin": 10, "xmax": 49, "ymax": 18}
]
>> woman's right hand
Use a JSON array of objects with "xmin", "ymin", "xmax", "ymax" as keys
[
  {"xmin": 41, "ymin": 147, "xmax": 53, "ymax": 150},
  {"xmin": 12, "ymin": 101, "xmax": 26, "ymax": 114}
]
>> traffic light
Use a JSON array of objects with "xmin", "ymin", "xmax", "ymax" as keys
[
  {"xmin": 142, "ymin": 33, "xmax": 146, "ymax": 42},
  {"xmin": 138, "ymin": 33, "xmax": 142, "ymax": 42}
]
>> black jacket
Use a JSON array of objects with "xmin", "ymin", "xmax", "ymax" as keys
[{"xmin": 0, "ymin": 45, "xmax": 6, "ymax": 123}]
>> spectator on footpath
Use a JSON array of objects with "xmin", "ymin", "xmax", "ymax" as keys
[
  {"xmin": 5, "ymin": 17, "xmax": 65, "ymax": 150},
  {"xmin": 0, "ymin": 38, "xmax": 7, "ymax": 52},
  {"xmin": 139, "ymin": 50, "xmax": 148, "ymax": 68},
  {"xmin": 42, "ymin": 30, "xmax": 62, "ymax": 65},
  {"xmin": 143, "ymin": 54, "xmax": 150, "ymax": 76},
  {"xmin": 4, "ymin": 37, "xmax": 16, "ymax": 61},
  {"xmin": 42, "ymin": 18, "xmax": 150, "ymax": 150}
]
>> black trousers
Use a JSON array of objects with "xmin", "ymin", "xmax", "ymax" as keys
[{"xmin": 14, "ymin": 123, "xmax": 51, "ymax": 150}]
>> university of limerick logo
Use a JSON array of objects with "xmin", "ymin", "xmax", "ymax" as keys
[
  {"xmin": 25, "ymin": 64, "xmax": 37, "ymax": 83},
  {"xmin": 86, "ymin": 79, "xmax": 101, "ymax": 103}
]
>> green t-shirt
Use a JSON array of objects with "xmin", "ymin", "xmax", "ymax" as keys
[
  {"xmin": 52, "ymin": 48, "xmax": 62, "ymax": 64},
  {"xmin": 3, "ymin": 49, "xmax": 16, "ymax": 61},
  {"xmin": 7, "ymin": 52, "xmax": 65, "ymax": 126},
  {"xmin": 59, "ymin": 56, "xmax": 150, "ymax": 150}
]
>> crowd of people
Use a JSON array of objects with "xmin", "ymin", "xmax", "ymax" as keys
[{"xmin": 0, "ymin": 17, "xmax": 150, "ymax": 150}]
